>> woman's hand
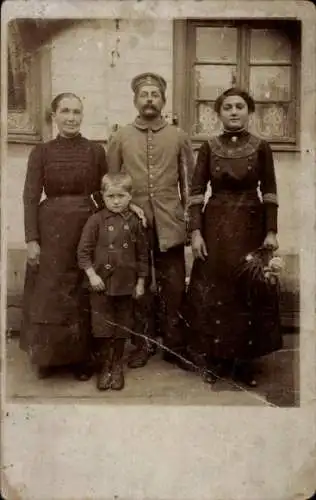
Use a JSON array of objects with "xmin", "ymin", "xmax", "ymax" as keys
[
  {"xmin": 263, "ymin": 231, "xmax": 279, "ymax": 251},
  {"xmin": 27, "ymin": 241, "xmax": 41, "ymax": 266},
  {"xmin": 191, "ymin": 229, "xmax": 208, "ymax": 260},
  {"xmin": 134, "ymin": 278, "xmax": 145, "ymax": 300}
]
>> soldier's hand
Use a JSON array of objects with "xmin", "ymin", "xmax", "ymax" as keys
[
  {"xmin": 89, "ymin": 274, "xmax": 105, "ymax": 292},
  {"xmin": 130, "ymin": 203, "xmax": 147, "ymax": 228},
  {"xmin": 191, "ymin": 230, "xmax": 208, "ymax": 260},
  {"xmin": 27, "ymin": 241, "xmax": 41, "ymax": 266}
]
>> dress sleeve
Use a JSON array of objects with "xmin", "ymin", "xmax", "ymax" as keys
[
  {"xmin": 23, "ymin": 144, "xmax": 45, "ymax": 243},
  {"xmin": 135, "ymin": 218, "xmax": 149, "ymax": 278},
  {"xmin": 188, "ymin": 141, "xmax": 211, "ymax": 232},
  {"xmin": 77, "ymin": 214, "xmax": 100, "ymax": 270},
  {"xmin": 258, "ymin": 140, "xmax": 278, "ymax": 234},
  {"xmin": 177, "ymin": 129, "xmax": 195, "ymax": 212},
  {"xmin": 106, "ymin": 128, "xmax": 123, "ymax": 173}
]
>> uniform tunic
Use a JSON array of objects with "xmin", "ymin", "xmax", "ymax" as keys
[
  {"xmin": 107, "ymin": 116, "xmax": 195, "ymax": 251},
  {"xmin": 77, "ymin": 208, "xmax": 148, "ymax": 338},
  {"xmin": 106, "ymin": 116, "xmax": 195, "ymax": 349},
  {"xmin": 185, "ymin": 130, "xmax": 282, "ymax": 361},
  {"xmin": 20, "ymin": 133, "xmax": 108, "ymax": 367}
]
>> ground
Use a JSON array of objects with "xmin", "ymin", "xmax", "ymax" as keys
[{"xmin": 5, "ymin": 334, "xmax": 298, "ymax": 407}]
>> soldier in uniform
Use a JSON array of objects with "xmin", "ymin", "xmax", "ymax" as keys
[
  {"xmin": 107, "ymin": 72, "xmax": 195, "ymax": 368},
  {"xmin": 77, "ymin": 172, "xmax": 148, "ymax": 391}
]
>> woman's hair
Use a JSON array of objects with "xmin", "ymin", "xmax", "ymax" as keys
[
  {"xmin": 101, "ymin": 171, "xmax": 133, "ymax": 194},
  {"xmin": 214, "ymin": 87, "xmax": 256, "ymax": 114},
  {"xmin": 51, "ymin": 93, "xmax": 83, "ymax": 113}
]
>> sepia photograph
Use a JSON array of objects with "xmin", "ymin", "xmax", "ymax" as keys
[
  {"xmin": 5, "ymin": 14, "xmax": 302, "ymax": 407},
  {"xmin": 1, "ymin": 1, "xmax": 316, "ymax": 499}
]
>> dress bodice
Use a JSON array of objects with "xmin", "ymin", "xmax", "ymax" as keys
[{"xmin": 209, "ymin": 131, "xmax": 261, "ymax": 193}]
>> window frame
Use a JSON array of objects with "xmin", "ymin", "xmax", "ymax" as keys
[
  {"xmin": 173, "ymin": 19, "xmax": 301, "ymax": 152},
  {"xmin": 6, "ymin": 20, "xmax": 61, "ymax": 145},
  {"xmin": 7, "ymin": 46, "xmax": 43, "ymax": 143}
]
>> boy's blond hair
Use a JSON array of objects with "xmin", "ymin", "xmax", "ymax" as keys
[{"xmin": 101, "ymin": 170, "xmax": 133, "ymax": 194}]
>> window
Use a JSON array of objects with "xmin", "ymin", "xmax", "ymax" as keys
[
  {"xmin": 173, "ymin": 20, "xmax": 301, "ymax": 149},
  {"xmin": 7, "ymin": 20, "xmax": 44, "ymax": 142}
]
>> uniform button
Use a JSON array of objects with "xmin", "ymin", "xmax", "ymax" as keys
[
  {"xmin": 123, "ymin": 242, "xmax": 128, "ymax": 248},
  {"xmin": 248, "ymin": 340, "xmax": 253, "ymax": 345},
  {"xmin": 214, "ymin": 338, "xmax": 220, "ymax": 343},
  {"xmin": 148, "ymin": 145, "xmax": 153, "ymax": 150},
  {"xmin": 148, "ymin": 155, "xmax": 153, "ymax": 159},
  {"xmin": 109, "ymin": 244, "xmax": 114, "ymax": 249},
  {"xmin": 150, "ymin": 193, "xmax": 154, "ymax": 197},
  {"xmin": 215, "ymin": 167, "xmax": 220, "ymax": 172},
  {"xmin": 149, "ymin": 184, "xmax": 153, "ymax": 188},
  {"xmin": 149, "ymin": 174, "xmax": 153, "ymax": 178},
  {"xmin": 215, "ymin": 319, "xmax": 221, "ymax": 325},
  {"xmin": 123, "ymin": 224, "xmax": 129, "ymax": 230},
  {"xmin": 105, "ymin": 264, "xmax": 111, "ymax": 269},
  {"xmin": 248, "ymin": 320, "xmax": 252, "ymax": 325},
  {"xmin": 108, "ymin": 225, "xmax": 114, "ymax": 231},
  {"xmin": 217, "ymin": 301, "xmax": 222, "ymax": 306},
  {"xmin": 248, "ymin": 166, "xmax": 252, "ymax": 170},
  {"xmin": 149, "ymin": 165, "xmax": 153, "ymax": 169}
]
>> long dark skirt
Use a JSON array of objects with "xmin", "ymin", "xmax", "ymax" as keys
[
  {"xmin": 20, "ymin": 196, "xmax": 94, "ymax": 367},
  {"xmin": 184, "ymin": 192, "xmax": 282, "ymax": 362}
]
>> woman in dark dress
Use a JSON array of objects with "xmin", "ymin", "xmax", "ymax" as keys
[
  {"xmin": 20, "ymin": 92, "xmax": 108, "ymax": 380},
  {"xmin": 185, "ymin": 88, "xmax": 282, "ymax": 387}
]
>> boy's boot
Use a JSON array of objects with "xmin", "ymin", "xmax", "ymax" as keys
[
  {"xmin": 97, "ymin": 360, "xmax": 112, "ymax": 391},
  {"xmin": 111, "ymin": 339, "xmax": 125, "ymax": 390},
  {"xmin": 96, "ymin": 340, "xmax": 112, "ymax": 391}
]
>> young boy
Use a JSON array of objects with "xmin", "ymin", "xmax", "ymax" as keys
[{"xmin": 77, "ymin": 172, "xmax": 148, "ymax": 391}]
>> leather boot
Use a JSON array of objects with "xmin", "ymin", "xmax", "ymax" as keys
[
  {"xmin": 97, "ymin": 361, "xmax": 112, "ymax": 391},
  {"xmin": 128, "ymin": 336, "xmax": 149, "ymax": 369},
  {"xmin": 36, "ymin": 366, "xmax": 54, "ymax": 379},
  {"xmin": 111, "ymin": 362, "xmax": 125, "ymax": 390}
]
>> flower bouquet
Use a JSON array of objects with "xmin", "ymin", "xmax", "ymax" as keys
[{"xmin": 233, "ymin": 247, "xmax": 285, "ymax": 305}]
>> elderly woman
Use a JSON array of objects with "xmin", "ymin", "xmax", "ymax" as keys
[
  {"xmin": 20, "ymin": 92, "xmax": 109, "ymax": 380},
  {"xmin": 185, "ymin": 87, "xmax": 283, "ymax": 387}
]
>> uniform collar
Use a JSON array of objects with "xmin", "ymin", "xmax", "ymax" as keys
[{"xmin": 133, "ymin": 115, "xmax": 168, "ymax": 131}]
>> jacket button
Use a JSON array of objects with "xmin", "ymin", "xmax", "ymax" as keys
[
  {"xmin": 109, "ymin": 244, "xmax": 114, "ymax": 249},
  {"xmin": 123, "ymin": 242, "xmax": 128, "ymax": 248},
  {"xmin": 108, "ymin": 225, "xmax": 114, "ymax": 231},
  {"xmin": 105, "ymin": 264, "xmax": 111, "ymax": 269},
  {"xmin": 123, "ymin": 224, "xmax": 129, "ymax": 230},
  {"xmin": 148, "ymin": 155, "xmax": 153, "ymax": 159}
]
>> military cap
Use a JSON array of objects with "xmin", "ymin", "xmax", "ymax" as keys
[{"xmin": 131, "ymin": 72, "xmax": 167, "ymax": 95}]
